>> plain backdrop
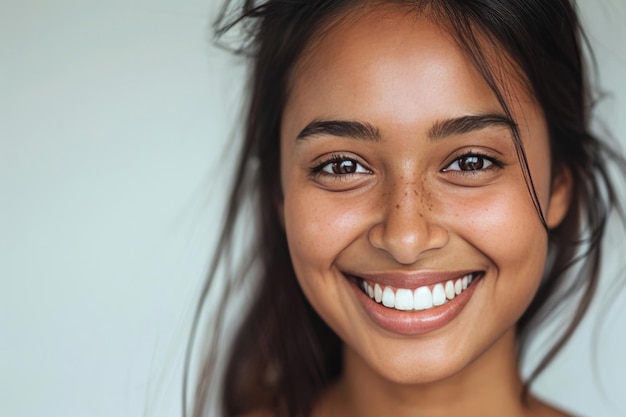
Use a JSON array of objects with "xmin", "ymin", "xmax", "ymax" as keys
[{"xmin": 1, "ymin": 1, "xmax": 626, "ymax": 416}]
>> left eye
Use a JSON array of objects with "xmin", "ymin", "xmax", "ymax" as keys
[
  {"xmin": 321, "ymin": 158, "xmax": 369, "ymax": 175},
  {"xmin": 444, "ymin": 155, "xmax": 494, "ymax": 172}
]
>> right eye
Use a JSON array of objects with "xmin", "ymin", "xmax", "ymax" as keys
[
  {"xmin": 321, "ymin": 158, "xmax": 369, "ymax": 175},
  {"xmin": 311, "ymin": 154, "xmax": 372, "ymax": 177}
]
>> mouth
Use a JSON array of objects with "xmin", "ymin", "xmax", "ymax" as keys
[{"xmin": 350, "ymin": 271, "xmax": 484, "ymax": 312}]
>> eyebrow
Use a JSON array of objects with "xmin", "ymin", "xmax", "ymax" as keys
[
  {"xmin": 428, "ymin": 113, "xmax": 516, "ymax": 140},
  {"xmin": 296, "ymin": 119, "xmax": 381, "ymax": 142},
  {"xmin": 295, "ymin": 113, "xmax": 516, "ymax": 142}
]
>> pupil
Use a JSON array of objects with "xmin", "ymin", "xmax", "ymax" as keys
[
  {"xmin": 459, "ymin": 156, "xmax": 483, "ymax": 171},
  {"xmin": 333, "ymin": 160, "xmax": 356, "ymax": 174}
]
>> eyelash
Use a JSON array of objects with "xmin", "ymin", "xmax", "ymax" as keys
[
  {"xmin": 309, "ymin": 154, "xmax": 371, "ymax": 179},
  {"xmin": 442, "ymin": 152, "xmax": 504, "ymax": 173},
  {"xmin": 309, "ymin": 151, "xmax": 504, "ymax": 180}
]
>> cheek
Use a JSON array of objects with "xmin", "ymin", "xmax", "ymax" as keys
[
  {"xmin": 283, "ymin": 189, "xmax": 369, "ymax": 275},
  {"xmin": 281, "ymin": 187, "xmax": 373, "ymax": 335},
  {"xmin": 443, "ymin": 185, "xmax": 548, "ymax": 298}
]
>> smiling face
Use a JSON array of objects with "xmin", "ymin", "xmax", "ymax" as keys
[{"xmin": 279, "ymin": 7, "xmax": 571, "ymax": 385}]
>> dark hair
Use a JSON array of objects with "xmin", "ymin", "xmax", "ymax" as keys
[{"xmin": 186, "ymin": 1, "xmax": 626, "ymax": 416}]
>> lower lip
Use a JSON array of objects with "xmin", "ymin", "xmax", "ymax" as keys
[{"xmin": 348, "ymin": 275, "xmax": 481, "ymax": 336}]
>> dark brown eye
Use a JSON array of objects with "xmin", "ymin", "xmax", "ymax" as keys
[
  {"xmin": 331, "ymin": 160, "xmax": 357, "ymax": 174},
  {"xmin": 458, "ymin": 156, "xmax": 484, "ymax": 171},
  {"xmin": 320, "ymin": 158, "xmax": 369, "ymax": 175},
  {"xmin": 444, "ymin": 155, "xmax": 494, "ymax": 172}
]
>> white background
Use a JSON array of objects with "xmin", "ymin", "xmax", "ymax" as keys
[{"xmin": 1, "ymin": 1, "xmax": 626, "ymax": 416}]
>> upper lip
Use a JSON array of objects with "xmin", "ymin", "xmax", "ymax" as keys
[{"xmin": 344, "ymin": 270, "xmax": 481, "ymax": 289}]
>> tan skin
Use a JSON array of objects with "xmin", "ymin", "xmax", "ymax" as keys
[{"xmin": 246, "ymin": 6, "xmax": 574, "ymax": 417}]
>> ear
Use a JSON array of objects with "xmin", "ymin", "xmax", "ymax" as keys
[{"xmin": 545, "ymin": 165, "xmax": 573, "ymax": 229}]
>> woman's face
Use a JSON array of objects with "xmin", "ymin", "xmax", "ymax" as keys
[{"xmin": 279, "ymin": 8, "xmax": 571, "ymax": 384}]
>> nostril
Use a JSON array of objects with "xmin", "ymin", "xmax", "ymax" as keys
[{"xmin": 368, "ymin": 214, "xmax": 449, "ymax": 265}]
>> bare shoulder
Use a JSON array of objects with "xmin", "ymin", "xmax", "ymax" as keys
[
  {"xmin": 536, "ymin": 407, "xmax": 576, "ymax": 417},
  {"xmin": 529, "ymin": 397, "xmax": 578, "ymax": 417}
]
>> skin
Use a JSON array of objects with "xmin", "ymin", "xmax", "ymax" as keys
[{"xmin": 274, "ymin": 6, "xmax": 573, "ymax": 417}]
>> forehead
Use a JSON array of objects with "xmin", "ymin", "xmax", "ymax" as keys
[
  {"xmin": 287, "ymin": 2, "xmax": 534, "ymax": 110},
  {"xmin": 292, "ymin": 4, "xmax": 460, "ymax": 81},
  {"xmin": 285, "ymin": 8, "xmax": 496, "ymax": 134},
  {"xmin": 282, "ymin": 4, "xmax": 534, "ymax": 134}
]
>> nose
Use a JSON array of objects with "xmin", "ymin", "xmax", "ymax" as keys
[{"xmin": 368, "ymin": 183, "xmax": 449, "ymax": 265}]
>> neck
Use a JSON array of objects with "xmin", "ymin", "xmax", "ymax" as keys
[{"xmin": 317, "ymin": 329, "xmax": 529, "ymax": 417}]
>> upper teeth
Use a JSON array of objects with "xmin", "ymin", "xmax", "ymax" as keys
[{"xmin": 361, "ymin": 274, "xmax": 475, "ymax": 311}]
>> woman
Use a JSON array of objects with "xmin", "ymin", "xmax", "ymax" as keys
[{"xmin": 188, "ymin": 1, "xmax": 626, "ymax": 416}]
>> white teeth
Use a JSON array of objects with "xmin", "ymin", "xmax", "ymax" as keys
[
  {"xmin": 445, "ymin": 280, "xmax": 455, "ymax": 300},
  {"xmin": 395, "ymin": 289, "xmax": 414, "ymax": 311},
  {"xmin": 382, "ymin": 286, "xmax": 395, "ymax": 308},
  {"xmin": 361, "ymin": 273, "xmax": 479, "ymax": 312},
  {"xmin": 414, "ymin": 286, "xmax": 433, "ymax": 310},
  {"xmin": 432, "ymin": 283, "xmax": 446, "ymax": 306},
  {"xmin": 374, "ymin": 283, "xmax": 383, "ymax": 303}
]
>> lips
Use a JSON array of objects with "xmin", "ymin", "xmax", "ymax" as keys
[
  {"xmin": 360, "ymin": 273, "xmax": 477, "ymax": 311},
  {"xmin": 346, "ymin": 271, "xmax": 483, "ymax": 335}
]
